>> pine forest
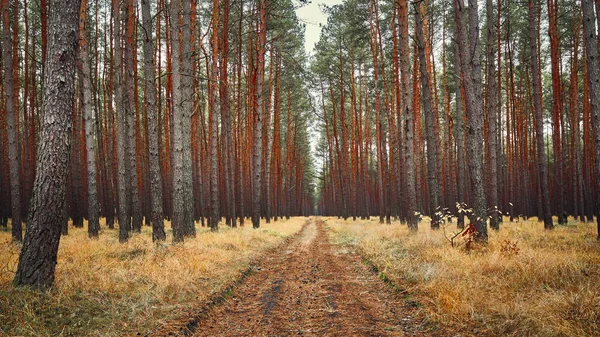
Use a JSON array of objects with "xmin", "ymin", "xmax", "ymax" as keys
[{"xmin": 0, "ymin": 0, "xmax": 599, "ymax": 336}]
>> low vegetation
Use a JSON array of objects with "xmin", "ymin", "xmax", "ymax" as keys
[
  {"xmin": 326, "ymin": 217, "xmax": 600, "ymax": 337},
  {"xmin": 0, "ymin": 218, "xmax": 305, "ymax": 336}
]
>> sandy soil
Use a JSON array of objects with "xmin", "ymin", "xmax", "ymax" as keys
[{"xmin": 152, "ymin": 219, "xmax": 437, "ymax": 337}]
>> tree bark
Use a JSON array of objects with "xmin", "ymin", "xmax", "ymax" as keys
[
  {"xmin": 455, "ymin": 40, "xmax": 466, "ymax": 229},
  {"xmin": 453, "ymin": 0, "xmax": 488, "ymax": 242},
  {"xmin": 209, "ymin": 0, "xmax": 220, "ymax": 231},
  {"xmin": 124, "ymin": 0, "xmax": 142, "ymax": 233},
  {"xmin": 398, "ymin": 0, "xmax": 418, "ymax": 231},
  {"xmin": 2, "ymin": 0, "xmax": 21, "ymax": 242},
  {"xmin": 529, "ymin": 0, "xmax": 553, "ymax": 230},
  {"xmin": 252, "ymin": 0, "xmax": 267, "ymax": 228},
  {"xmin": 486, "ymin": 0, "xmax": 500, "ymax": 230},
  {"xmin": 548, "ymin": 0, "xmax": 565, "ymax": 224},
  {"xmin": 14, "ymin": 0, "xmax": 80, "ymax": 289},
  {"xmin": 170, "ymin": 0, "xmax": 185, "ymax": 242},
  {"xmin": 415, "ymin": 2, "xmax": 442, "ymax": 229},
  {"xmin": 141, "ymin": 0, "xmax": 166, "ymax": 241},
  {"xmin": 113, "ymin": 0, "xmax": 129, "ymax": 243},
  {"xmin": 79, "ymin": 0, "xmax": 100, "ymax": 238},
  {"xmin": 180, "ymin": 0, "xmax": 195, "ymax": 237},
  {"xmin": 582, "ymin": 0, "xmax": 600, "ymax": 239}
]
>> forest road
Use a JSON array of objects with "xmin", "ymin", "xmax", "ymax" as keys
[{"xmin": 158, "ymin": 219, "xmax": 433, "ymax": 337}]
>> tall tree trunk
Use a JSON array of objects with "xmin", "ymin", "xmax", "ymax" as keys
[
  {"xmin": 14, "ymin": 0, "xmax": 80, "ymax": 288},
  {"xmin": 529, "ymin": 0, "xmax": 553, "ymax": 230},
  {"xmin": 548, "ymin": 0, "xmax": 565, "ymax": 224},
  {"xmin": 398, "ymin": 0, "xmax": 417, "ymax": 231},
  {"xmin": 252, "ymin": 0, "xmax": 267, "ymax": 228},
  {"xmin": 369, "ymin": 0, "xmax": 386, "ymax": 224},
  {"xmin": 125, "ymin": 0, "xmax": 142, "ymax": 233},
  {"xmin": 582, "ymin": 0, "xmax": 600, "ymax": 240},
  {"xmin": 1, "ymin": 0, "xmax": 21, "ymax": 242},
  {"xmin": 113, "ymin": 0, "xmax": 129, "ymax": 243},
  {"xmin": 180, "ymin": 0, "xmax": 195, "ymax": 237},
  {"xmin": 455, "ymin": 41, "xmax": 466, "ymax": 229},
  {"xmin": 79, "ymin": 0, "xmax": 99, "ymax": 238},
  {"xmin": 209, "ymin": 0, "xmax": 220, "ymax": 231},
  {"xmin": 170, "ymin": 0, "xmax": 185, "ymax": 241},
  {"xmin": 415, "ymin": 2, "xmax": 441, "ymax": 229},
  {"xmin": 141, "ymin": 0, "xmax": 166, "ymax": 241},
  {"xmin": 220, "ymin": 0, "xmax": 233, "ymax": 226},
  {"xmin": 453, "ymin": 0, "xmax": 488, "ymax": 242},
  {"xmin": 486, "ymin": 0, "xmax": 499, "ymax": 230}
]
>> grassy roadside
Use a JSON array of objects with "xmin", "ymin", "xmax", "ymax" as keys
[
  {"xmin": 325, "ymin": 216, "xmax": 600, "ymax": 337},
  {"xmin": 0, "ymin": 217, "xmax": 306, "ymax": 337}
]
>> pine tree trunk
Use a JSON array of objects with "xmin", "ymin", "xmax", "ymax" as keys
[
  {"xmin": 1, "ymin": 0, "xmax": 21, "ymax": 242},
  {"xmin": 455, "ymin": 41, "xmax": 466, "ymax": 229},
  {"xmin": 209, "ymin": 0, "xmax": 220, "ymax": 231},
  {"xmin": 582, "ymin": 0, "xmax": 600, "ymax": 240},
  {"xmin": 548, "ymin": 0, "xmax": 565, "ymax": 224},
  {"xmin": 112, "ymin": 0, "xmax": 130, "ymax": 243},
  {"xmin": 14, "ymin": 0, "xmax": 80, "ymax": 288},
  {"xmin": 141, "ymin": 0, "xmax": 166, "ymax": 241},
  {"xmin": 79, "ymin": 0, "xmax": 99, "ymax": 238},
  {"xmin": 415, "ymin": 3, "xmax": 441, "ymax": 229},
  {"xmin": 220, "ymin": 0, "xmax": 234, "ymax": 226},
  {"xmin": 123, "ymin": 0, "xmax": 141, "ymax": 233},
  {"xmin": 529, "ymin": 0, "xmax": 553, "ymax": 230},
  {"xmin": 170, "ymin": 0, "xmax": 185, "ymax": 241},
  {"xmin": 454, "ymin": 0, "xmax": 488, "ymax": 242},
  {"xmin": 252, "ymin": 0, "xmax": 267, "ymax": 229},
  {"xmin": 398, "ymin": 0, "xmax": 417, "ymax": 231},
  {"xmin": 486, "ymin": 0, "xmax": 499, "ymax": 230},
  {"xmin": 180, "ymin": 0, "xmax": 195, "ymax": 237}
]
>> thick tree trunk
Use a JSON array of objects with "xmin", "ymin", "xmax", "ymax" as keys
[
  {"xmin": 529, "ymin": 0, "xmax": 554, "ymax": 230},
  {"xmin": 1, "ymin": 0, "xmax": 21, "ymax": 242},
  {"xmin": 454, "ymin": 0, "xmax": 488, "ymax": 242},
  {"xmin": 141, "ymin": 0, "xmax": 166, "ymax": 241},
  {"xmin": 14, "ymin": 0, "xmax": 80, "ymax": 289}
]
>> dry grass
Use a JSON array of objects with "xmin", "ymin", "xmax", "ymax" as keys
[
  {"xmin": 0, "ymin": 217, "xmax": 306, "ymax": 337},
  {"xmin": 325, "ymin": 216, "xmax": 600, "ymax": 337}
]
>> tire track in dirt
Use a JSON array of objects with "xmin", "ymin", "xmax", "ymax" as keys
[{"xmin": 168, "ymin": 218, "xmax": 434, "ymax": 337}]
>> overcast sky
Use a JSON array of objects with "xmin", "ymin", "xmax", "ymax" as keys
[{"xmin": 295, "ymin": 0, "xmax": 344, "ymax": 55}]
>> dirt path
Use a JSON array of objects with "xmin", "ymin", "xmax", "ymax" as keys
[{"xmin": 158, "ymin": 219, "xmax": 433, "ymax": 336}]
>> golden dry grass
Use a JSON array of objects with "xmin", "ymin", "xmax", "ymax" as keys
[
  {"xmin": 325, "ymin": 216, "xmax": 600, "ymax": 337},
  {"xmin": 0, "ymin": 217, "xmax": 306, "ymax": 337}
]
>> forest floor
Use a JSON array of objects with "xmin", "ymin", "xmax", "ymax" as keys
[
  {"xmin": 2, "ymin": 216, "xmax": 598, "ymax": 336},
  {"xmin": 326, "ymin": 216, "xmax": 600, "ymax": 337},
  {"xmin": 151, "ymin": 219, "xmax": 442, "ymax": 337},
  {"xmin": 0, "ymin": 217, "xmax": 306, "ymax": 336}
]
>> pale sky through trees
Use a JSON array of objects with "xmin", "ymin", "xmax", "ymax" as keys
[
  {"xmin": 295, "ymin": 0, "xmax": 343, "ymax": 178},
  {"xmin": 295, "ymin": 0, "xmax": 344, "ymax": 55}
]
